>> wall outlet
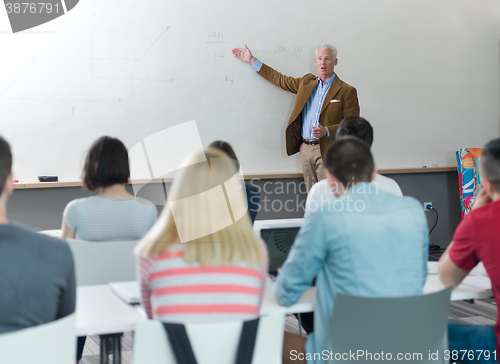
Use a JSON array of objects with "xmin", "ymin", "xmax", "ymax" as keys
[{"xmin": 423, "ymin": 202, "xmax": 433, "ymax": 211}]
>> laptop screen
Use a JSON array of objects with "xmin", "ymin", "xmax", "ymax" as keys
[{"xmin": 260, "ymin": 227, "xmax": 300, "ymax": 275}]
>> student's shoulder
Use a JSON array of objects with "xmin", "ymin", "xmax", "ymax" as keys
[
  {"xmin": 308, "ymin": 179, "xmax": 331, "ymax": 199},
  {"xmin": 375, "ymin": 189, "xmax": 420, "ymax": 210},
  {"xmin": 132, "ymin": 197, "xmax": 158, "ymax": 215},
  {"xmin": 373, "ymin": 174, "xmax": 403, "ymax": 196},
  {"xmin": 9, "ymin": 224, "xmax": 72, "ymax": 254},
  {"xmin": 467, "ymin": 199, "xmax": 500, "ymax": 221},
  {"xmin": 398, "ymin": 195, "xmax": 424, "ymax": 214},
  {"xmin": 64, "ymin": 196, "xmax": 96, "ymax": 210}
]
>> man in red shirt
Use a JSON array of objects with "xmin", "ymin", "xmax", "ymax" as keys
[{"xmin": 439, "ymin": 138, "xmax": 500, "ymax": 364}]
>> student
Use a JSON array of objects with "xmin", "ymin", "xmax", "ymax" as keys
[
  {"xmin": 61, "ymin": 136, "xmax": 158, "ymax": 362},
  {"xmin": 208, "ymin": 140, "xmax": 260, "ymax": 224},
  {"xmin": 439, "ymin": 138, "xmax": 500, "ymax": 364},
  {"xmin": 275, "ymin": 137, "xmax": 428, "ymax": 364},
  {"xmin": 0, "ymin": 136, "xmax": 75, "ymax": 334},
  {"xmin": 61, "ymin": 136, "xmax": 158, "ymax": 241},
  {"xmin": 135, "ymin": 148, "xmax": 267, "ymax": 323},
  {"xmin": 306, "ymin": 116, "xmax": 402, "ymax": 216}
]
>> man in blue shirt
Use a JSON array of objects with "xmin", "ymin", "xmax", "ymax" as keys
[
  {"xmin": 232, "ymin": 44, "xmax": 360, "ymax": 192},
  {"xmin": 274, "ymin": 137, "xmax": 428, "ymax": 364}
]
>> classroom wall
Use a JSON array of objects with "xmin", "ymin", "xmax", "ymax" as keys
[{"xmin": 8, "ymin": 171, "xmax": 460, "ymax": 248}]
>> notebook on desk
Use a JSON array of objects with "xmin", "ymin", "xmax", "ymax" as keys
[{"xmin": 109, "ymin": 281, "xmax": 140, "ymax": 305}]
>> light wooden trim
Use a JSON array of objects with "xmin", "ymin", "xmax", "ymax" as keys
[
  {"xmin": 12, "ymin": 167, "xmax": 458, "ymax": 189},
  {"xmin": 378, "ymin": 166, "xmax": 457, "ymax": 174},
  {"xmin": 242, "ymin": 172, "xmax": 303, "ymax": 179},
  {"xmin": 128, "ymin": 178, "xmax": 171, "ymax": 184},
  {"xmin": 22, "ymin": 181, "xmax": 83, "ymax": 189}
]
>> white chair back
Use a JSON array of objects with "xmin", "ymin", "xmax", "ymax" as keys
[
  {"xmin": 132, "ymin": 312, "xmax": 285, "ymax": 364},
  {"xmin": 66, "ymin": 238, "xmax": 139, "ymax": 286},
  {"xmin": 0, "ymin": 314, "xmax": 76, "ymax": 364},
  {"xmin": 328, "ymin": 286, "xmax": 452, "ymax": 364}
]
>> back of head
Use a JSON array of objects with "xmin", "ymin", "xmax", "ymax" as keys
[
  {"xmin": 324, "ymin": 136, "xmax": 374, "ymax": 187},
  {"xmin": 135, "ymin": 148, "xmax": 265, "ymax": 267},
  {"xmin": 480, "ymin": 138, "xmax": 500, "ymax": 193},
  {"xmin": 82, "ymin": 136, "xmax": 130, "ymax": 191},
  {"xmin": 0, "ymin": 137, "xmax": 12, "ymax": 195},
  {"xmin": 335, "ymin": 117, "xmax": 374, "ymax": 147},
  {"xmin": 208, "ymin": 140, "xmax": 240, "ymax": 171}
]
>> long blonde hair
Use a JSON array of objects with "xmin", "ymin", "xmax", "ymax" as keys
[{"xmin": 134, "ymin": 148, "xmax": 266, "ymax": 268}]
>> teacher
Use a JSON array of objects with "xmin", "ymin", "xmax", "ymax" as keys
[{"xmin": 232, "ymin": 44, "xmax": 360, "ymax": 192}]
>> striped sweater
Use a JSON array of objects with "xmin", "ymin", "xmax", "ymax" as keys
[
  {"xmin": 137, "ymin": 245, "xmax": 265, "ymax": 323},
  {"xmin": 63, "ymin": 196, "xmax": 158, "ymax": 242}
]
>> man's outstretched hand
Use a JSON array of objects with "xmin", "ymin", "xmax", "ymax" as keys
[{"xmin": 232, "ymin": 44, "xmax": 256, "ymax": 65}]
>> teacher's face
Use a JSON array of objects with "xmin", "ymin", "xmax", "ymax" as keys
[{"xmin": 315, "ymin": 48, "xmax": 337, "ymax": 81}]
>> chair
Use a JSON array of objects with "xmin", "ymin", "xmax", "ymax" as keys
[
  {"xmin": 456, "ymin": 148, "xmax": 483, "ymax": 219},
  {"xmin": 132, "ymin": 312, "xmax": 285, "ymax": 364},
  {"xmin": 66, "ymin": 238, "xmax": 139, "ymax": 286},
  {"xmin": 0, "ymin": 314, "xmax": 76, "ymax": 364},
  {"xmin": 327, "ymin": 286, "xmax": 452, "ymax": 364}
]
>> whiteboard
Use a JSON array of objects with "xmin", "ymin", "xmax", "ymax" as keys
[{"xmin": 1, "ymin": 0, "xmax": 499, "ymax": 182}]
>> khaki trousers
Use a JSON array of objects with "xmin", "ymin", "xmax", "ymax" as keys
[{"xmin": 300, "ymin": 142, "xmax": 325, "ymax": 193}]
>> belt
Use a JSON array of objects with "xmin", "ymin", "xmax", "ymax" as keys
[{"xmin": 303, "ymin": 139, "xmax": 319, "ymax": 145}]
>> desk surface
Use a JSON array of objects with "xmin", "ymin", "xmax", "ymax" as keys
[
  {"xmin": 425, "ymin": 274, "xmax": 492, "ymax": 301},
  {"xmin": 76, "ymin": 276, "xmax": 492, "ymax": 336},
  {"xmin": 76, "ymin": 285, "xmax": 145, "ymax": 336},
  {"xmin": 260, "ymin": 275, "xmax": 493, "ymax": 315}
]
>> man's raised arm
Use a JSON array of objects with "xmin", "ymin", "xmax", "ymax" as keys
[{"xmin": 232, "ymin": 44, "xmax": 300, "ymax": 94}]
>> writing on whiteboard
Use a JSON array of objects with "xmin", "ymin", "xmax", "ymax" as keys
[
  {"xmin": 273, "ymin": 45, "xmax": 304, "ymax": 53},
  {"xmin": 208, "ymin": 32, "xmax": 225, "ymax": 39},
  {"xmin": 206, "ymin": 32, "xmax": 227, "ymax": 44}
]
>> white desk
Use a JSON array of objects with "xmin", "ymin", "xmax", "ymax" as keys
[
  {"xmin": 76, "ymin": 276, "xmax": 493, "ymax": 332},
  {"xmin": 38, "ymin": 229, "xmax": 62, "ymax": 238},
  {"xmin": 76, "ymin": 276, "xmax": 492, "ymax": 363},
  {"xmin": 260, "ymin": 275, "xmax": 493, "ymax": 315},
  {"xmin": 76, "ymin": 285, "xmax": 146, "ymax": 364},
  {"xmin": 76, "ymin": 285, "xmax": 145, "ymax": 337},
  {"xmin": 424, "ymin": 274, "xmax": 492, "ymax": 301}
]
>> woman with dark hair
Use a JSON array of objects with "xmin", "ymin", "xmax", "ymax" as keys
[
  {"xmin": 61, "ymin": 136, "xmax": 157, "ymax": 362},
  {"xmin": 208, "ymin": 140, "xmax": 260, "ymax": 223},
  {"xmin": 61, "ymin": 136, "xmax": 157, "ymax": 241}
]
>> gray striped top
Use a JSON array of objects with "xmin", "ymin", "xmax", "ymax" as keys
[{"xmin": 63, "ymin": 196, "xmax": 158, "ymax": 241}]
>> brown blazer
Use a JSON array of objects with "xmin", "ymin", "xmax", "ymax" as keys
[{"xmin": 258, "ymin": 63, "xmax": 360, "ymax": 157}]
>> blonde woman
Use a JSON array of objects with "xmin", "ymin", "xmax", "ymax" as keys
[{"xmin": 135, "ymin": 148, "xmax": 267, "ymax": 322}]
